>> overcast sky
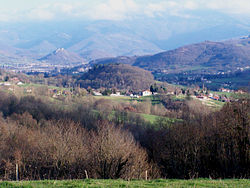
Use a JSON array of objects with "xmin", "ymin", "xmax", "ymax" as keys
[{"xmin": 0, "ymin": 0, "xmax": 250, "ymax": 22}]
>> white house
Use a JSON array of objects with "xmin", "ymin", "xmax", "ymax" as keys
[
  {"xmin": 208, "ymin": 93, "xmax": 214, "ymax": 97},
  {"xmin": 17, "ymin": 82, "xmax": 24, "ymax": 85},
  {"xmin": 93, "ymin": 91, "xmax": 102, "ymax": 96},
  {"xmin": 4, "ymin": 82, "xmax": 11, "ymax": 86},
  {"xmin": 219, "ymin": 88, "xmax": 232, "ymax": 93},
  {"xmin": 130, "ymin": 94, "xmax": 139, "ymax": 98},
  {"xmin": 142, "ymin": 90, "xmax": 152, "ymax": 96},
  {"xmin": 110, "ymin": 92, "xmax": 122, "ymax": 97},
  {"xmin": 26, "ymin": 89, "xmax": 32, "ymax": 93}
]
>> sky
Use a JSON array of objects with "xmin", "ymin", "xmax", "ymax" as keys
[{"xmin": 0, "ymin": 0, "xmax": 250, "ymax": 22}]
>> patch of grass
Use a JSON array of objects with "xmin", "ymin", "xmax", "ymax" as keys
[
  {"xmin": 172, "ymin": 94, "xmax": 186, "ymax": 101},
  {"xmin": 210, "ymin": 91, "xmax": 233, "ymax": 98},
  {"xmin": 1, "ymin": 179, "xmax": 249, "ymax": 188},
  {"xmin": 93, "ymin": 95, "xmax": 131, "ymax": 102},
  {"xmin": 140, "ymin": 113, "xmax": 159, "ymax": 123},
  {"xmin": 140, "ymin": 113, "xmax": 179, "ymax": 124},
  {"xmin": 193, "ymin": 97, "xmax": 225, "ymax": 110},
  {"xmin": 19, "ymin": 83, "xmax": 70, "ymax": 91}
]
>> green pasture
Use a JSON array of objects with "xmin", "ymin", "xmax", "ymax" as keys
[{"xmin": 0, "ymin": 179, "xmax": 249, "ymax": 188}]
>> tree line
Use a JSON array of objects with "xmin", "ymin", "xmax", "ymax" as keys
[{"xmin": 0, "ymin": 91, "xmax": 249, "ymax": 180}]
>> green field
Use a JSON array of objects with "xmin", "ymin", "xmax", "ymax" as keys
[
  {"xmin": 0, "ymin": 179, "xmax": 249, "ymax": 188},
  {"xmin": 140, "ymin": 113, "xmax": 180, "ymax": 124},
  {"xmin": 93, "ymin": 95, "xmax": 160, "ymax": 104}
]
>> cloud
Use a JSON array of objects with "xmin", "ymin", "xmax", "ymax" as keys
[
  {"xmin": 1, "ymin": 0, "xmax": 250, "ymax": 22},
  {"xmin": 27, "ymin": 5, "xmax": 55, "ymax": 20},
  {"xmin": 144, "ymin": 1, "xmax": 198, "ymax": 18},
  {"xmin": 203, "ymin": 0, "xmax": 250, "ymax": 15},
  {"xmin": 20, "ymin": 0, "xmax": 139, "ymax": 21},
  {"xmin": 144, "ymin": 0, "xmax": 250, "ymax": 19},
  {"xmin": 87, "ymin": 0, "xmax": 139, "ymax": 20},
  {"xmin": 56, "ymin": 3, "xmax": 73, "ymax": 14}
]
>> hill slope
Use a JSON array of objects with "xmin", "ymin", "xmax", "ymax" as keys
[
  {"xmin": 91, "ymin": 36, "xmax": 250, "ymax": 74},
  {"xmin": 77, "ymin": 64, "xmax": 154, "ymax": 91},
  {"xmin": 39, "ymin": 48, "xmax": 85, "ymax": 65},
  {"xmin": 134, "ymin": 36, "xmax": 250, "ymax": 73},
  {"xmin": 90, "ymin": 56, "xmax": 137, "ymax": 66}
]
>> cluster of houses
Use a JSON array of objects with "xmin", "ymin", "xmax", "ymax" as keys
[
  {"xmin": 93, "ymin": 86, "xmax": 248, "ymax": 103},
  {"xmin": 194, "ymin": 86, "xmax": 248, "ymax": 102},
  {"xmin": 48, "ymin": 89, "xmax": 72, "ymax": 98},
  {"xmin": 219, "ymin": 88, "xmax": 233, "ymax": 93},
  {"xmin": 93, "ymin": 90, "xmax": 154, "ymax": 98},
  {"xmin": 1, "ymin": 76, "xmax": 247, "ymax": 103},
  {"xmin": 0, "ymin": 77, "xmax": 24, "ymax": 86},
  {"xmin": 219, "ymin": 88, "xmax": 247, "ymax": 94},
  {"xmin": 0, "ymin": 77, "xmax": 74, "ymax": 98},
  {"xmin": 196, "ymin": 93, "xmax": 230, "ymax": 102}
]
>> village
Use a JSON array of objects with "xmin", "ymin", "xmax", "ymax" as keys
[
  {"xmin": 91, "ymin": 86, "xmax": 246, "ymax": 104},
  {"xmin": 0, "ymin": 76, "xmax": 247, "ymax": 105}
]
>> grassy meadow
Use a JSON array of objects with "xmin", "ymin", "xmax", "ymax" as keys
[{"xmin": 0, "ymin": 179, "xmax": 249, "ymax": 188}]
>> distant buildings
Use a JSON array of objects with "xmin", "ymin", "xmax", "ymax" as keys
[
  {"xmin": 3, "ymin": 82, "xmax": 11, "ymax": 86},
  {"xmin": 219, "ymin": 88, "xmax": 233, "ymax": 93},
  {"xmin": 235, "ymin": 90, "xmax": 246, "ymax": 94},
  {"xmin": 93, "ymin": 91, "xmax": 103, "ymax": 96},
  {"xmin": 130, "ymin": 94, "xmax": 140, "ymax": 98},
  {"xmin": 141, "ymin": 90, "xmax": 152, "ymax": 96},
  {"xmin": 110, "ymin": 92, "xmax": 122, "ymax": 97}
]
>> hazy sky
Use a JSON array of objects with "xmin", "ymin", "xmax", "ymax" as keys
[{"xmin": 0, "ymin": 0, "xmax": 250, "ymax": 22}]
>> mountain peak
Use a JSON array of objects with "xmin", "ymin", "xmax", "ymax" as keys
[
  {"xmin": 54, "ymin": 48, "xmax": 65, "ymax": 54},
  {"xmin": 39, "ymin": 48, "xmax": 85, "ymax": 65}
]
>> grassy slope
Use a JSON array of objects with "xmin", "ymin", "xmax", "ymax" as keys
[
  {"xmin": 174, "ymin": 94, "xmax": 225, "ymax": 109},
  {"xmin": 1, "ymin": 179, "xmax": 249, "ymax": 188},
  {"xmin": 3, "ymin": 83, "xmax": 226, "ymax": 121},
  {"xmin": 94, "ymin": 95, "xmax": 177, "ymax": 123},
  {"xmin": 2, "ymin": 83, "xmax": 171, "ymax": 124}
]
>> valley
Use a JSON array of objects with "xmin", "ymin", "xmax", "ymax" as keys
[
  {"xmin": 1, "ymin": 36, "xmax": 249, "ymax": 91},
  {"xmin": 0, "ymin": 1, "xmax": 249, "ymax": 185}
]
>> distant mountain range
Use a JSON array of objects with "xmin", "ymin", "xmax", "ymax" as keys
[
  {"xmin": 68, "ymin": 33, "xmax": 162, "ymax": 61},
  {"xmin": 91, "ymin": 36, "xmax": 250, "ymax": 74},
  {"xmin": 0, "ymin": 11, "xmax": 250, "ymax": 62}
]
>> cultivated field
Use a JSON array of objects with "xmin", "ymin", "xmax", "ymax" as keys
[{"xmin": 0, "ymin": 179, "xmax": 249, "ymax": 188}]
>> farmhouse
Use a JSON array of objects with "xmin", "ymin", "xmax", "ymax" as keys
[
  {"xmin": 130, "ymin": 94, "xmax": 139, "ymax": 98},
  {"xmin": 93, "ymin": 91, "xmax": 102, "ymax": 96},
  {"xmin": 4, "ymin": 82, "xmax": 11, "ymax": 86},
  {"xmin": 141, "ymin": 90, "xmax": 152, "ymax": 96},
  {"xmin": 17, "ymin": 81, "xmax": 24, "ymax": 85},
  {"xmin": 110, "ymin": 92, "xmax": 122, "ymax": 97},
  {"xmin": 219, "ymin": 88, "xmax": 232, "ymax": 93}
]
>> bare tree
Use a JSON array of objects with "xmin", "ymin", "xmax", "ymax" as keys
[{"xmin": 87, "ymin": 121, "xmax": 151, "ymax": 179}]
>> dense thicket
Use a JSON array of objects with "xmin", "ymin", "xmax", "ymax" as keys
[
  {"xmin": 136, "ymin": 99, "xmax": 250, "ymax": 179},
  {"xmin": 0, "ymin": 92, "xmax": 249, "ymax": 180},
  {"xmin": 77, "ymin": 64, "xmax": 155, "ymax": 91}
]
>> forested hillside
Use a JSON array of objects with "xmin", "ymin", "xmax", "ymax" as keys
[
  {"xmin": 87, "ymin": 37, "xmax": 250, "ymax": 90},
  {"xmin": 77, "ymin": 64, "xmax": 155, "ymax": 91}
]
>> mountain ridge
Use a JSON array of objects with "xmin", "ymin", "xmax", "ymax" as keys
[{"xmin": 90, "ymin": 36, "xmax": 250, "ymax": 74}]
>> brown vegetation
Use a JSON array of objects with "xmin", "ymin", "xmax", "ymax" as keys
[{"xmin": 0, "ymin": 91, "xmax": 249, "ymax": 180}]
